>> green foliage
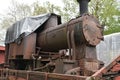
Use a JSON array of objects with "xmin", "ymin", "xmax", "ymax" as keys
[
  {"xmin": 0, "ymin": 0, "xmax": 120, "ymax": 36},
  {"xmin": 89, "ymin": 0, "xmax": 120, "ymax": 35},
  {"xmin": 32, "ymin": 1, "xmax": 47, "ymax": 15},
  {"xmin": 32, "ymin": 0, "xmax": 62, "ymax": 16},
  {"xmin": 43, "ymin": 1, "xmax": 62, "ymax": 14},
  {"xmin": 61, "ymin": 0, "xmax": 79, "ymax": 22}
]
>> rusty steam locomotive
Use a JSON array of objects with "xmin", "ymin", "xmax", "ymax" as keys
[{"xmin": 5, "ymin": 0, "xmax": 103, "ymax": 76}]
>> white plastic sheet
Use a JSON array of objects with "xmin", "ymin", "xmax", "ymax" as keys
[{"xmin": 97, "ymin": 32, "xmax": 120, "ymax": 65}]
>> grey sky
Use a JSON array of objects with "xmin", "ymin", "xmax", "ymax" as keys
[{"xmin": 0, "ymin": 0, "xmax": 63, "ymax": 15}]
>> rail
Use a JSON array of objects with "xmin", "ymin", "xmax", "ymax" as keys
[{"xmin": 0, "ymin": 69, "xmax": 93, "ymax": 80}]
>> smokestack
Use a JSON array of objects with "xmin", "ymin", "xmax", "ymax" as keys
[{"xmin": 77, "ymin": 0, "xmax": 90, "ymax": 15}]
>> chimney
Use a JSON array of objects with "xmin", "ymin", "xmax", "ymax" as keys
[{"xmin": 77, "ymin": 0, "xmax": 90, "ymax": 15}]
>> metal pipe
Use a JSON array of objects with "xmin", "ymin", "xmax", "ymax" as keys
[{"xmin": 77, "ymin": 0, "xmax": 90, "ymax": 15}]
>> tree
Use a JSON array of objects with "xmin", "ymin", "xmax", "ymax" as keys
[
  {"xmin": 43, "ymin": 1, "xmax": 62, "ymax": 14},
  {"xmin": 0, "ymin": 17, "xmax": 14, "ymax": 29},
  {"xmin": 0, "ymin": 0, "xmax": 32, "ymax": 28},
  {"xmin": 60, "ymin": 0, "xmax": 120, "ymax": 34},
  {"xmin": 0, "ymin": 0, "xmax": 62, "ymax": 29},
  {"xmin": 0, "ymin": 0, "xmax": 120, "ymax": 35},
  {"xmin": 32, "ymin": 1, "xmax": 62, "ymax": 16},
  {"xmin": 89, "ymin": 0, "xmax": 120, "ymax": 35},
  {"xmin": 61, "ymin": 0, "xmax": 79, "ymax": 22},
  {"xmin": 32, "ymin": 1, "xmax": 47, "ymax": 16},
  {"xmin": 8, "ymin": 0, "xmax": 32, "ymax": 21}
]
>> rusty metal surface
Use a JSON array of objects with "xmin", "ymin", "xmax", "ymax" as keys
[
  {"xmin": 0, "ymin": 69, "xmax": 89, "ymax": 80},
  {"xmin": 37, "ymin": 23, "xmax": 68, "ymax": 52},
  {"xmin": 23, "ymin": 33, "xmax": 36, "ymax": 59},
  {"xmin": 43, "ymin": 14, "xmax": 61, "ymax": 29},
  {"xmin": 37, "ymin": 14, "xmax": 103, "ymax": 52},
  {"xmin": 92, "ymin": 55, "xmax": 120, "ymax": 80},
  {"xmin": 82, "ymin": 14, "xmax": 103, "ymax": 46},
  {"xmin": 78, "ymin": 58, "xmax": 103, "ymax": 76},
  {"xmin": 2, "ymin": 0, "xmax": 107, "ymax": 79},
  {"xmin": 3, "ymin": 0, "xmax": 105, "ymax": 79},
  {"xmin": 7, "ymin": 33, "xmax": 36, "ymax": 59},
  {"xmin": 4, "ymin": 14, "xmax": 103, "ymax": 77}
]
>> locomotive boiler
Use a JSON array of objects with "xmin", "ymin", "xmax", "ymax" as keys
[{"xmin": 5, "ymin": 0, "xmax": 103, "ymax": 76}]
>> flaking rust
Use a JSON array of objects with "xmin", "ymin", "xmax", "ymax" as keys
[{"xmin": 1, "ymin": 0, "xmax": 119, "ymax": 80}]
